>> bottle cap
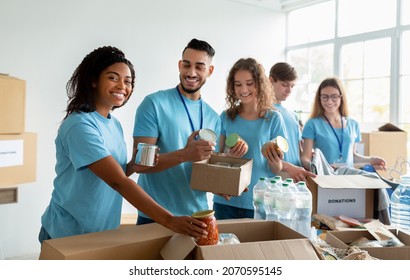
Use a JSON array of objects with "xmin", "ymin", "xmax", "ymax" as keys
[
  {"xmin": 225, "ymin": 133, "xmax": 240, "ymax": 147},
  {"xmin": 198, "ymin": 129, "xmax": 217, "ymax": 142}
]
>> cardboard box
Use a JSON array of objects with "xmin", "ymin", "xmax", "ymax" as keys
[
  {"xmin": 326, "ymin": 228, "xmax": 410, "ymax": 260},
  {"xmin": 360, "ymin": 123, "xmax": 407, "ymax": 181},
  {"xmin": 39, "ymin": 223, "xmax": 174, "ymax": 260},
  {"xmin": 0, "ymin": 133, "xmax": 37, "ymax": 187},
  {"xmin": 191, "ymin": 154, "xmax": 253, "ymax": 196},
  {"xmin": 307, "ymin": 175, "xmax": 389, "ymax": 219},
  {"xmin": 39, "ymin": 219, "xmax": 320, "ymax": 260},
  {"xmin": 160, "ymin": 219, "xmax": 320, "ymax": 260},
  {"xmin": 0, "ymin": 74, "xmax": 26, "ymax": 134}
]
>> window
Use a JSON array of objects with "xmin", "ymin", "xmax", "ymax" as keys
[
  {"xmin": 338, "ymin": 0, "xmax": 396, "ymax": 36},
  {"xmin": 287, "ymin": 1, "xmax": 335, "ymax": 45},
  {"xmin": 286, "ymin": 0, "xmax": 410, "ymax": 132},
  {"xmin": 341, "ymin": 38, "xmax": 391, "ymax": 123},
  {"xmin": 400, "ymin": 31, "xmax": 410, "ymax": 123}
]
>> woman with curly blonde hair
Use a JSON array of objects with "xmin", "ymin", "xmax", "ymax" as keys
[{"xmin": 213, "ymin": 57, "xmax": 287, "ymax": 220}]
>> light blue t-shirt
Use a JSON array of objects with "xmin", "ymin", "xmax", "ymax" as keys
[
  {"xmin": 41, "ymin": 111, "xmax": 126, "ymax": 238},
  {"xmin": 213, "ymin": 110, "xmax": 287, "ymax": 210},
  {"xmin": 275, "ymin": 104, "xmax": 302, "ymax": 166},
  {"xmin": 133, "ymin": 87, "xmax": 221, "ymax": 217},
  {"xmin": 302, "ymin": 116, "xmax": 361, "ymax": 166}
]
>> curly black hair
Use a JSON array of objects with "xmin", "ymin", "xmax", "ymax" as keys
[{"xmin": 64, "ymin": 46, "xmax": 135, "ymax": 120}]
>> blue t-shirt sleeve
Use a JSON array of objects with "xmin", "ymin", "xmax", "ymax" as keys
[
  {"xmin": 133, "ymin": 96, "xmax": 159, "ymax": 138},
  {"xmin": 219, "ymin": 111, "xmax": 227, "ymax": 136},
  {"xmin": 64, "ymin": 123, "xmax": 111, "ymax": 170},
  {"xmin": 271, "ymin": 111, "xmax": 288, "ymax": 139},
  {"xmin": 354, "ymin": 120, "xmax": 361, "ymax": 143},
  {"xmin": 302, "ymin": 119, "xmax": 316, "ymax": 140}
]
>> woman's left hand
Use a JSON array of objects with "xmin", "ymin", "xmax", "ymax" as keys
[{"xmin": 370, "ymin": 156, "xmax": 387, "ymax": 171}]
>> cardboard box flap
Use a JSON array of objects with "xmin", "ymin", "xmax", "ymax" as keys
[
  {"xmin": 378, "ymin": 123, "xmax": 404, "ymax": 132},
  {"xmin": 160, "ymin": 233, "xmax": 198, "ymax": 260},
  {"xmin": 40, "ymin": 223, "xmax": 173, "ymax": 260},
  {"xmin": 197, "ymin": 239, "xmax": 319, "ymax": 260},
  {"xmin": 310, "ymin": 175, "xmax": 389, "ymax": 189}
]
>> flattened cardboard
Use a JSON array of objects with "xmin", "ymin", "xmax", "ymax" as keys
[
  {"xmin": 0, "ymin": 75, "xmax": 25, "ymax": 134},
  {"xmin": 160, "ymin": 219, "xmax": 319, "ymax": 260},
  {"xmin": 307, "ymin": 175, "xmax": 389, "ymax": 219},
  {"xmin": 0, "ymin": 133, "xmax": 37, "ymax": 187},
  {"xmin": 39, "ymin": 223, "xmax": 174, "ymax": 260},
  {"xmin": 326, "ymin": 228, "xmax": 410, "ymax": 260},
  {"xmin": 191, "ymin": 154, "xmax": 253, "ymax": 196}
]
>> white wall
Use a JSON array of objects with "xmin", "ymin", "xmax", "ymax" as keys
[{"xmin": 0, "ymin": 0, "xmax": 285, "ymax": 259}]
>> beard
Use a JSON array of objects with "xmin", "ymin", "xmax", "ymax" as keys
[{"xmin": 179, "ymin": 76, "xmax": 205, "ymax": 94}]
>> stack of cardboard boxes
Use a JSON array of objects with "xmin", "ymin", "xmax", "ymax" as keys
[{"xmin": 0, "ymin": 74, "xmax": 37, "ymax": 204}]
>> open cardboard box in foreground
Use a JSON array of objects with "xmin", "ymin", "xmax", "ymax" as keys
[{"xmin": 39, "ymin": 219, "xmax": 320, "ymax": 260}]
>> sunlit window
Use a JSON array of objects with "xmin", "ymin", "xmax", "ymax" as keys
[
  {"xmin": 287, "ymin": 1, "xmax": 335, "ymax": 46},
  {"xmin": 400, "ymin": 31, "xmax": 410, "ymax": 123},
  {"xmin": 341, "ymin": 39, "xmax": 391, "ymax": 123},
  {"xmin": 403, "ymin": 0, "xmax": 410, "ymax": 25},
  {"xmin": 286, "ymin": 44, "xmax": 333, "ymax": 123},
  {"xmin": 338, "ymin": 0, "xmax": 396, "ymax": 36}
]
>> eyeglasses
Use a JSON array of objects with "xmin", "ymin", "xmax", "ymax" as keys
[{"xmin": 320, "ymin": 94, "xmax": 341, "ymax": 102}]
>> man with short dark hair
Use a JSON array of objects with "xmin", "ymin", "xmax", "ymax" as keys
[{"xmin": 132, "ymin": 39, "xmax": 221, "ymax": 224}]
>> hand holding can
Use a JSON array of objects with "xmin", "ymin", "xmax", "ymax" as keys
[
  {"xmin": 135, "ymin": 143, "xmax": 158, "ymax": 166},
  {"xmin": 262, "ymin": 136, "xmax": 288, "ymax": 159}
]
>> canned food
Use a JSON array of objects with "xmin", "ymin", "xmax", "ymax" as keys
[
  {"xmin": 135, "ymin": 143, "xmax": 158, "ymax": 166},
  {"xmin": 262, "ymin": 135, "xmax": 289, "ymax": 157},
  {"xmin": 198, "ymin": 128, "xmax": 217, "ymax": 142},
  {"xmin": 192, "ymin": 210, "xmax": 219, "ymax": 246},
  {"xmin": 224, "ymin": 132, "xmax": 248, "ymax": 154}
]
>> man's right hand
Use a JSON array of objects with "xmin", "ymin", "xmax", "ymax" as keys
[{"xmin": 182, "ymin": 130, "xmax": 216, "ymax": 162}]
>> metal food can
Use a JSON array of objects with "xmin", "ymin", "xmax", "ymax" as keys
[
  {"xmin": 198, "ymin": 128, "xmax": 217, "ymax": 142},
  {"xmin": 262, "ymin": 135, "xmax": 289, "ymax": 157},
  {"xmin": 135, "ymin": 143, "xmax": 158, "ymax": 166}
]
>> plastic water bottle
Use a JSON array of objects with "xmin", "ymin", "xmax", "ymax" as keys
[
  {"xmin": 390, "ymin": 175, "xmax": 410, "ymax": 231},
  {"xmin": 264, "ymin": 180, "xmax": 281, "ymax": 221},
  {"xmin": 276, "ymin": 182, "xmax": 296, "ymax": 229},
  {"xmin": 285, "ymin": 178, "xmax": 298, "ymax": 193},
  {"xmin": 253, "ymin": 178, "xmax": 268, "ymax": 220},
  {"xmin": 295, "ymin": 181, "xmax": 313, "ymax": 237}
]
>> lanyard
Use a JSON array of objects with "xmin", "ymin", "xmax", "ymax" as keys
[
  {"xmin": 176, "ymin": 86, "xmax": 203, "ymax": 132},
  {"xmin": 323, "ymin": 114, "xmax": 344, "ymax": 159}
]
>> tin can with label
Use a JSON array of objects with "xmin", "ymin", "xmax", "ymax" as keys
[
  {"xmin": 262, "ymin": 135, "xmax": 289, "ymax": 157},
  {"xmin": 198, "ymin": 128, "xmax": 217, "ymax": 142},
  {"xmin": 135, "ymin": 143, "xmax": 158, "ymax": 166},
  {"xmin": 192, "ymin": 210, "xmax": 219, "ymax": 246}
]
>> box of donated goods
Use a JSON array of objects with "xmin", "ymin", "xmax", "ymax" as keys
[
  {"xmin": 307, "ymin": 175, "xmax": 389, "ymax": 219},
  {"xmin": 39, "ymin": 219, "xmax": 320, "ymax": 260},
  {"xmin": 0, "ymin": 133, "xmax": 37, "ymax": 187},
  {"xmin": 0, "ymin": 74, "xmax": 26, "ymax": 134},
  {"xmin": 190, "ymin": 154, "xmax": 253, "ymax": 196},
  {"xmin": 161, "ymin": 219, "xmax": 320, "ymax": 260},
  {"xmin": 326, "ymin": 227, "xmax": 410, "ymax": 260},
  {"xmin": 360, "ymin": 123, "xmax": 407, "ymax": 181}
]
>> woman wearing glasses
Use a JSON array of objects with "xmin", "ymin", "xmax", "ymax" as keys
[{"xmin": 300, "ymin": 77, "xmax": 386, "ymax": 171}]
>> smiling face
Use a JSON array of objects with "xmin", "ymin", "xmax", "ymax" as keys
[
  {"xmin": 320, "ymin": 85, "xmax": 342, "ymax": 114},
  {"xmin": 178, "ymin": 48, "xmax": 214, "ymax": 98},
  {"xmin": 93, "ymin": 62, "xmax": 132, "ymax": 117},
  {"xmin": 234, "ymin": 69, "xmax": 257, "ymax": 105}
]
